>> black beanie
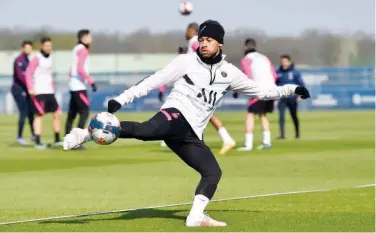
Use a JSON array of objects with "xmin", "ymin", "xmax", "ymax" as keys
[{"xmin": 198, "ymin": 20, "xmax": 225, "ymax": 44}]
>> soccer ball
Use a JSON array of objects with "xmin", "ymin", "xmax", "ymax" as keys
[
  {"xmin": 88, "ymin": 112, "xmax": 121, "ymax": 145},
  {"xmin": 179, "ymin": 1, "xmax": 193, "ymax": 15}
]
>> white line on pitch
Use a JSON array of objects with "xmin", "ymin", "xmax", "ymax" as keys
[
  {"xmin": 0, "ymin": 184, "xmax": 371, "ymax": 226},
  {"xmin": 355, "ymin": 184, "xmax": 376, "ymax": 188}
]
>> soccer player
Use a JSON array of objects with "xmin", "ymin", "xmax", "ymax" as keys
[
  {"xmin": 236, "ymin": 38, "xmax": 277, "ymax": 151},
  {"xmin": 26, "ymin": 37, "xmax": 62, "ymax": 149},
  {"xmin": 276, "ymin": 55, "xmax": 305, "ymax": 139},
  {"xmin": 64, "ymin": 20, "xmax": 310, "ymax": 227},
  {"xmin": 11, "ymin": 40, "xmax": 35, "ymax": 145},
  {"xmin": 159, "ymin": 22, "xmax": 236, "ymax": 155},
  {"xmin": 65, "ymin": 29, "xmax": 96, "ymax": 147}
]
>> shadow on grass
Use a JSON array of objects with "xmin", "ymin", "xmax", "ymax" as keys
[{"xmin": 39, "ymin": 208, "xmax": 259, "ymax": 225}]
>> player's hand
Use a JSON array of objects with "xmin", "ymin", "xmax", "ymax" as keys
[
  {"xmin": 232, "ymin": 92, "xmax": 239, "ymax": 99},
  {"xmin": 107, "ymin": 99, "xmax": 122, "ymax": 113},
  {"xmin": 91, "ymin": 83, "xmax": 97, "ymax": 92},
  {"xmin": 28, "ymin": 89, "xmax": 36, "ymax": 96},
  {"xmin": 158, "ymin": 91, "xmax": 164, "ymax": 103},
  {"xmin": 294, "ymin": 86, "xmax": 310, "ymax": 99}
]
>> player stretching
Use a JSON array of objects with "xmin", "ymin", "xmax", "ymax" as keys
[
  {"xmin": 159, "ymin": 22, "xmax": 236, "ymax": 155},
  {"xmin": 236, "ymin": 38, "xmax": 278, "ymax": 151},
  {"xmin": 64, "ymin": 20, "xmax": 310, "ymax": 227},
  {"xmin": 65, "ymin": 29, "xmax": 96, "ymax": 149},
  {"xmin": 26, "ymin": 37, "xmax": 62, "ymax": 149}
]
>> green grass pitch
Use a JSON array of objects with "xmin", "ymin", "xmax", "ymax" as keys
[{"xmin": 0, "ymin": 111, "xmax": 374, "ymax": 232}]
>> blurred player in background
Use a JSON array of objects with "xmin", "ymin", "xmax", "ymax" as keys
[
  {"xmin": 11, "ymin": 40, "xmax": 35, "ymax": 145},
  {"xmin": 65, "ymin": 29, "xmax": 96, "ymax": 145},
  {"xmin": 159, "ymin": 22, "xmax": 236, "ymax": 155},
  {"xmin": 26, "ymin": 37, "xmax": 62, "ymax": 149},
  {"xmin": 276, "ymin": 54, "xmax": 305, "ymax": 139},
  {"xmin": 235, "ymin": 38, "xmax": 277, "ymax": 151}
]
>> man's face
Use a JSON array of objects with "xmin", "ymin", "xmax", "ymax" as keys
[
  {"xmin": 22, "ymin": 44, "xmax": 32, "ymax": 55},
  {"xmin": 280, "ymin": 57, "xmax": 292, "ymax": 69},
  {"xmin": 81, "ymin": 34, "xmax": 92, "ymax": 45},
  {"xmin": 198, "ymin": 36, "xmax": 221, "ymax": 57},
  {"xmin": 41, "ymin": 41, "xmax": 52, "ymax": 54}
]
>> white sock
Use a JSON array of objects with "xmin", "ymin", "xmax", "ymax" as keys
[
  {"xmin": 218, "ymin": 127, "xmax": 234, "ymax": 144},
  {"xmin": 245, "ymin": 133, "xmax": 253, "ymax": 148},
  {"xmin": 83, "ymin": 128, "xmax": 92, "ymax": 143},
  {"xmin": 188, "ymin": 194, "xmax": 209, "ymax": 220},
  {"xmin": 263, "ymin": 130, "xmax": 271, "ymax": 145}
]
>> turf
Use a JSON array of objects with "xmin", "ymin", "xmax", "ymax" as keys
[{"xmin": 0, "ymin": 111, "xmax": 374, "ymax": 232}]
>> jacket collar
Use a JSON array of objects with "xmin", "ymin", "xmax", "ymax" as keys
[
  {"xmin": 279, "ymin": 63, "xmax": 295, "ymax": 72},
  {"xmin": 195, "ymin": 50, "xmax": 226, "ymax": 68}
]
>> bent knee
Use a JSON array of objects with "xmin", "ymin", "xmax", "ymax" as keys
[{"xmin": 202, "ymin": 165, "xmax": 222, "ymax": 183}]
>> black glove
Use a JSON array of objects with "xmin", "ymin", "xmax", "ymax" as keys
[
  {"xmin": 158, "ymin": 91, "xmax": 164, "ymax": 103},
  {"xmin": 91, "ymin": 83, "xmax": 97, "ymax": 92},
  {"xmin": 107, "ymin": 99, "xmax": 122, "ymax": 114},
  {"xmin": 294, "ymin": 86, "xmax": 310, "ymax": 99},
  {"xmin": 233, "ymin": 92, "xmax": 239, "ymax": 99}
]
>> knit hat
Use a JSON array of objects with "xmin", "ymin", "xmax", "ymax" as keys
[{"xmin": 198, "ymin": 20, "xmax": 225, "ymax": 44}]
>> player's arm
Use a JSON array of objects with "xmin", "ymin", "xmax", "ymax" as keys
[
  {"xmin": 14, "ymin": 57, "xmax": 25, "ymax": 85},
  {"xmin": 240, "ymin": 57, "xmax": 252, "ymax": 78},
  {"xmin": 230, "ymin": 69, "xmax": 310, "ymax": 100},
  {"xmin": 233, "ymin": 56, "xmax": 253, "ymax": 99},
  {"xmin": 294, "ymin": 70, "xmax": 305, "ymax": 86},
  {"xmin": 25, "ymin": 56, "xmax": 39, "ymax": 96},
  {"xmin": 77, "ymin": 48, "xmax": 96, "ymax": 91},
  {"xmin": 108, "ymin": 55, "xmax": 185, "ymax": 113}
]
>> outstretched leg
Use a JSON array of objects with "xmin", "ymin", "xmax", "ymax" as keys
[
  {"xmin": 63, "ymin": 108, "xmax": 184, "ymax": 150},
  {"xmin": 119, "ymin": 109, "xmax": 178, "ymax": 141}
]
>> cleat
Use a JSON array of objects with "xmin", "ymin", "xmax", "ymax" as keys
[
  {"xmin": 16, "ymin": 138, "xmax": 29, "ymax": 146},
  {"xmin": 50, "ymin": 141, "xmax": 63, "ymax": 148},
  {"xmin": 34, "ymin": 144, "xmax": 47, "ymax": 150},
  {"xmin": 236, "ymin": 146, "xmax": 253, "ymax": 151},
  {"xmin": 71, "ymin": 145, "xmax": 87, "ymax": 150},
  {"xmin": 63, "ymin": 128, "xmax": 91, "ymax": 151},
  {"xmin": 219, "ymin": 140, "xmax": 236, "ymax": 155},
  {"xmin": 30, "ymin": 135, "xmax": 43, "ymax": 144},
  {"xmin": 256, "ymin": 144, "xmax": 271, "ymax": 150},
  {"xmin": 186, "ymin": 213, "xmax": 227, "ymax": 227},
  {"xmin": 276, "ymin": 136, "xmax": 285, "ymax": 140}
]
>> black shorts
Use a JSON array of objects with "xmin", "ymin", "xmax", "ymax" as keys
[
  {"xmin": 69, "ymin": 90, "xmax": 90, "ymax": 113},
  {"xmin": 247, "ymin": 99, "xmax": 274, "ymax": 114},
  {"xmin": 32, "ymin": 94, "xmax": 59, "ymax": 115}
]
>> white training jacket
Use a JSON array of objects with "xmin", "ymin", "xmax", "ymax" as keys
[{"xmin": 115, "ymin": 52, "xmax": 298, "ymax": 140}]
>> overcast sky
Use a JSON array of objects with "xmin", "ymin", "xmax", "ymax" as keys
[{"xmin": 0, "ymin": 0, "xmax": 374, "ymax": 35}]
